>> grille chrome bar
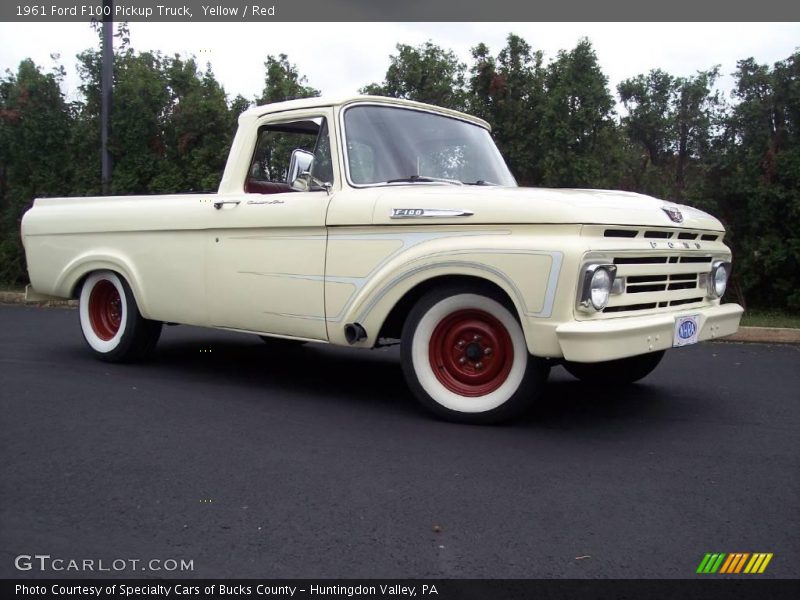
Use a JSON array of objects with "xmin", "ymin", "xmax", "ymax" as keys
[{"xmin": 597, "ymin": 252, "xmax": 716, "ymax": 315}]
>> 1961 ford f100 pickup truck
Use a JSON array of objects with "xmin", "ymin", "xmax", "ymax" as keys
[{"xmin": 21, "ymin": 95, "xmax": 743, "ymax": 423}]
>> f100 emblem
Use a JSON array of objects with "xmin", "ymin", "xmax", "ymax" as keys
[
  {"xmin": 390, "ymin": 208, "xmax": 474, "ymax": 218},
  {"xmin": 392, "ymin": 208, "xmax": 425, "ymax": 217}
]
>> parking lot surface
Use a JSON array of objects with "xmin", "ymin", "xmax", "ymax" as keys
[{"xmin": 1, "ymin": 305, "xmax": 797, "ymax": 578}]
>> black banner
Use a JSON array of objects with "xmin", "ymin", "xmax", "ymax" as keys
[
  {"xmin": 5, "ymin": 579, "xmax": 800, "ymax": 600},
  {"xmin": 2, "ymin": 0, "xmax": 800, "ymax": 22}
]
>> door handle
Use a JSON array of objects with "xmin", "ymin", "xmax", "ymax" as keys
[{"xmin": 213, "ymin": 200, "xmax": 241, "ymax": 210}]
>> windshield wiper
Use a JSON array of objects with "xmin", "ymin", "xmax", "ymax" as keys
[
  {"xmin": 384, "ymin": 175, "xmax": 462, "ymax": 185},
  {"xmin": 463, "ymin": 180, "xmax": 499, "ymax": 186}
]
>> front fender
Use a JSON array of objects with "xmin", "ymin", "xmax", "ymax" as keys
[{"xmin": 324, "ymin": 227, "xmax": 568, "ymax": 351}]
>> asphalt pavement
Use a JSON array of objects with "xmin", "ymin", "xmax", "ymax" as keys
[{"xmin": 1, "ymin": 305, "xmax": 798, "ymax": 579}]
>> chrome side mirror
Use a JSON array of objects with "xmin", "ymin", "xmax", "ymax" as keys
[
  {"xmin": 287, "ymin": 149, "xmax": 314, "ymax": 189},
  {"xmin": 291, "ymin": 171, "xmax": 313, "ymax": 192}
]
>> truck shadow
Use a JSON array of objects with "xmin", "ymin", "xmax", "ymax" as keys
[
  {"xmin": 145, "ymin": 331, "xmax": 671, "ymax": 428},
  {"xmin": 150, "ymin": 336, "xmax": 414, "ymax": 415}
]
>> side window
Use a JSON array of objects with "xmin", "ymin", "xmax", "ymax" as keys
[{"xmin": 246, "ymin": 117, "xmax": 333, "ymax": 193}]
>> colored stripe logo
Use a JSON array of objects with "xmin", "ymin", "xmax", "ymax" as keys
[{"xmin": 696, "ymin": 553, "xmax": 773, "ymax": 574}]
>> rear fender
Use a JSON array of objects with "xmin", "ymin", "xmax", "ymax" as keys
[{"xmin": 56, "ymin": 253, "xmax": 148, "ymax": 317}]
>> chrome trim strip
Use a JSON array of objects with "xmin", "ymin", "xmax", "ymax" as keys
[{"xmin": 390, "ymin": 208, "xmax": 474, "ymax": 219}]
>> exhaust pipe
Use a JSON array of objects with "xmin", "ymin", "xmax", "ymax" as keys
[{"xmin": 344, "ymin": 323, "xmax": 367, "ymax": 344}]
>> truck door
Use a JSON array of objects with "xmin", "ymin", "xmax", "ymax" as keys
[{"xmin": 205, "ymin": 110, "xmax": 335, "ymax": 340}]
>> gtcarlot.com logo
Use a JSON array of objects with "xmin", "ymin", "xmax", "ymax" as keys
[
  {"xmin": 696, "ymin": 552, "xmax": 773, "ymax": 574},
  {"xmin": 14, "ymin": 554, "xmax": 194, "ymax": 573}
]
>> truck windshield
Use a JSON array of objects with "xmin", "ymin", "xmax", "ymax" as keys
[{"xmin": 343, "ymin": 105, "xmax": 517, "ymax": 187}]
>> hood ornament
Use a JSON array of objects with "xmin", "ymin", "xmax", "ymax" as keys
[{"xmin": 661, "ymin": 205, "xmax": 684, "ymax": 224}]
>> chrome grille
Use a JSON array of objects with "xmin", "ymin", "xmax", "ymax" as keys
[{"xmin": 602, "ymin": 254, "xmax": 712, "ymax": 315}]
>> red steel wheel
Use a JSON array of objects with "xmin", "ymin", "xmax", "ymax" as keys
[
  {"xmin": 88, "ymin": 279, "xmax": 123, "ymax": 341},
  {"xmin": 428, "ymin": 309, "xmax": 514, "ymax": 397}
]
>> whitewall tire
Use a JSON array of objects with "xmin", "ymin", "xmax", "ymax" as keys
[
  {"xmin": 78, "ymin": 270, "xmax": 162, "ymax": 362},
  {"xmin": 401, "ymin": 285, "xmax": 549, "ymax": 423}
]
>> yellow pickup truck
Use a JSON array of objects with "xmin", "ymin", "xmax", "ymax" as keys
[{"xmin": 21, "ymin": 95, "xmax": 743, "ymax": 422}]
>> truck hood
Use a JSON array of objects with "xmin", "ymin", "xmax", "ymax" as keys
[{"xmin": 371, "ymin": 185, "xmax": 724, "ymax": 231}]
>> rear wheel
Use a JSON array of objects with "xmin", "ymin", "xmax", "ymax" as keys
[
  {"xmin": 401, "ymin": 285, "xmax": 549, "ymax": 424},
  {"xmin": 563, "ymin": 351, "xmax": 665, "ymax": 385},
  {"xmin": 79, "ymin": 270, "xmax": 162, "ymax": 362}
]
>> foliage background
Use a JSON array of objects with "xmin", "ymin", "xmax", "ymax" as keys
[{"xmin": 1, "ymin": 27, "xmax": 797, "ymax": 311}]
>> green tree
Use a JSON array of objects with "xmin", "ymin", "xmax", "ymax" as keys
[
  {"xmin": 674, "ymin": 69, "xmax": 722, "ymax": 198},
  {"xmin": 230, "ymin": 94, "xmax": 252, "ymax": 118},
  {"xmin": 468, "ymin": 34, "xmax": 545, "ymax": 185},
  {"xmin": 539, "ymin": 38, "xmax": 619, "ymax": 187},
  {"xmin": 152, "ymin": 57, "xmax": 235, "ymax": 192},
  {"xmin": 0, "ymin": 58, "xmax": 73, "ymax": 284},
  {"xmin": 618, "ymin": 69, "xmax": 675, "ymax": 171},
  {"xmin": 707, "ymin": 53, "xmax": 800, "ymax": 310},
  {"xmin": 258, "ymin": 54, "xmax": 319, "ymax": 104},
  {"xmin": 360, "ymin": 41, "xmax": 467, "ymax": 110},
  {"xmin": 618, "ymin": 67, "xmax": 722, "ymax": 201},
  {"xmin": 72, "ymin": 25, "xmax": 170, "ymax": 195},
  {"xmin": 72, "ymin": 24, "xmax": 239, "ymax": 195}
]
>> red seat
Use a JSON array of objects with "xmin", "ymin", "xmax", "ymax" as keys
[{"xmin": 244, "ymin": 180, "xmax": 293, "ymax": 194}]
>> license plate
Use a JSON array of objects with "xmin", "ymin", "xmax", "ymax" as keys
[{"xmin": 673, "ymin": 315, "xmax": 700, "ymax": 347}]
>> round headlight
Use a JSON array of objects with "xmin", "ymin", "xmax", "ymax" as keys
[
  {"xmin": 590, "ymin": 267, "xmax": 613, "ymax": 310},
  {"xmin": 711, "ymin": 262, "xmax": 729, "ymax": 298}
]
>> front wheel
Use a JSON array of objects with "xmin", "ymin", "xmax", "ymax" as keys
[
  {"xmin": 563, "ymin": 351, "xmax": 665, "ymax": 385},
  {"xmin": 401, "ymin": 286, "xmax": 549, "ymax": 424},
  {"xmin": 79, "ymin": 270, "xmax": 162, "ymax": 362}
]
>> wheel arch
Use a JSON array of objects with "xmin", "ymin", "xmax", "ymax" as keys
[
  {"xmin": 364, "ymin": 271, "xmax": 525, "ymax": 345},
  {"xmin": 58, "ymin": 256, "xmax": 148, "ymax": 317}
]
